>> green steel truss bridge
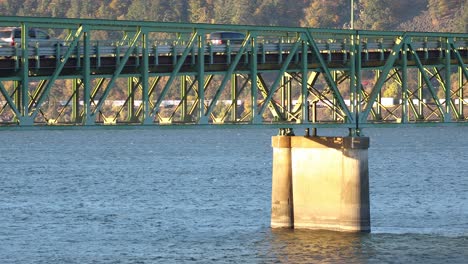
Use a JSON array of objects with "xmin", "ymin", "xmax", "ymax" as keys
[{"xmin": 0, "ymin": 16, "xmax": 467, "ymax": 131}]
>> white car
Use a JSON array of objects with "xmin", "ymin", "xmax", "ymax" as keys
[{"xmin": 0, "ymin": 27, "xmax": 62, "ymax": 48}]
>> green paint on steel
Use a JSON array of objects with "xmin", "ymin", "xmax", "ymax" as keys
[
  {"xmin": 0, "ymin": 16, "xmax": 466, "ymax": 128},
  {"xmin": 205, "ymin": 32, "xmax": 253, "ymax": 118},
  {"xmin": 92, "ymin": 30, "xmax": 141, "ymax": 117},
  {"xmin": 407, "ymin": 42, "xmax": 445, "ymax": 120},
  {"xmin": 150, "ymin": 31, "xmax": 199, "ymax": 118},
  {"xmin": 258, "ymin": 36, "xmax": 301, "ymax": 117},
  {"xmin": 304, "ymin": 29, "xmax": 352, "ymax": 122},
  {"xmin": 360, "ymin": 35, "xmax": 406, "ymax": 123},
  {"xmin": 0, "ymin": 82, "xmax": 20, "ymax": 117}
]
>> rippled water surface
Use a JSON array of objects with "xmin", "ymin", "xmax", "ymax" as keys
[{"xmin": 0, "ymin": 126, "xmax": 467, "ymax": 263}]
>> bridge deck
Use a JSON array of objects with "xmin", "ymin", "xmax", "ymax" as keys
[
  {"xmin": 0, "ymin": 48, "xmax": 467, "ymax": 78},
  {"xmin": 0, "ymin": 16, "xmax": 467, "ymax": 129}
]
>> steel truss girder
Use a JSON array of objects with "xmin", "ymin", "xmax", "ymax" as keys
[{"xmin": 0, "ymin": 16, "xmax": 467, "ymax": 128}]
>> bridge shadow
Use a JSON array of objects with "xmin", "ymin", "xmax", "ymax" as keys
[{"xmin": 260, "ymin": 229, "xmax": 369, "ymax": 263}]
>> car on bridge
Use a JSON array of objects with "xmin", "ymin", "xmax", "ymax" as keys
[
  {"xmin": 0, "ymin": 27, "xmax": 62, "ymax": 48},
  {"xmin": 207, "ymin": 31, "xmax": 245, "ymax": 45}
]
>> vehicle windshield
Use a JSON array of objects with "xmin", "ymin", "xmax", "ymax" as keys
[
  {"xmin": 0, "ymin": 31, "xmax": 11, "ymax": 38},
  {"xmin": 221, "ymin": 32, "xmax": 244, "ymax": 39},
  {"xmin": 13, "ymin": 29, "xmax": 21, "ymax": 38}
]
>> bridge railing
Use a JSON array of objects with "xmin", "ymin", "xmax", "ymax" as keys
[
  {"xmin": 1, "ymin": 35, "xmax": 466, "ymax": 59},
  {"xmin": 0, "ymin": 16, "xmax": 467, "ymax": 128}
]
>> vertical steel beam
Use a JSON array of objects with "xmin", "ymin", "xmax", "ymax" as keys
[
  {"xmin": 127, "ymin": 77, "xmax": 135, "ymax": 122},
  {"xmin": 250, "ymin": 34, "xmax": 261, "ymax": 123},
  {"xmin": 449, "ymin": 39, "xmax": 468, "ymax": 119},
  {"xmin": 280, "ymin": 73, "xmax": 292, "ymax": 121},
  {"xmin": 20, "ymin": 23, "xmax": 32, "ymax": 125},
  {"xmin": 350, "ymin": 33, "xmax": 357, "ymax": 115},
  {"xmin": 459, "ymin": 67, "xmax": 465, "ymax": 118},
  {"xmin": 444, "ymin": 37, "xmax": 452, "ymax": 121},
  {"xmin": 231, "ymin": 74, "xmax": 237, "ymax": 122},
  {"xmin": 332, "ymin": 71, "xmax": 339, "ymax": 121},
  {"xmin": 72, "ymin": 79, "xmax": 80, "ymax": 123},
  {"xmin": 355, "ymin": 33, "xmax": 362, "ymax": 115},
  {"xmin": 418, "ymin": 71, "xmax": 424, "ymax": 119},
  {"xmin": 14, "ymin": 80, "xmax": 20, "ymax": 115},
  {"xmin": 141, "ymin": 29, "xmax": 151, "ymax": 124},
  {"xmin": 301, "ymin": 40, "xmax": 309, "ymax": 123},
  {"xmin": 401, "ymin": 42, "xmax": 408, "ymax": 123},
  {"xmin": 281, "ymin": 76, "xmax": 286, "ymax": 117},
  {"xmin": 355, "ymin": 32, "xmax": 363, "ymax": 131},
  {"xmin": 375, "ymin": 71, "xmax": 382, "ymax": 120},
  {"xmin": 82, "ymin": 28, "xmax": 93, "ymax": 125},
  {"xmin": 286, "ymin": 75, "xmax": 292, "ymax": 116},
  {"xmin": 181, "ymin": 75, "xmax": 188, "ymax": 121},
  {"xmin": 197, "ymin": 31, "xmax": 208, "ymax": 124},
  {"xmin": 140, "ymin": 28, "xmax": 150, "ymax": 125}
]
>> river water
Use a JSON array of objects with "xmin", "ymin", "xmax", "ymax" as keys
[{"xmin": 0, "ymin": 126, "xmax": 467, "ymax": 263}]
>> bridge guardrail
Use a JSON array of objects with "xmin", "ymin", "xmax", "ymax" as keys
[{"xmin": 0, "ymin": 39, "xmax": 466, "ymax": 60}]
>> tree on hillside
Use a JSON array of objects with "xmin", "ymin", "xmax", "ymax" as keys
[
  {"xmin": 428, "ymin": 0, "xmax": 463, "ymax": 20},
  {"xmin": 211, "ymin": 0, "xmax": 252, "ymax": 24},
  {"xmin": 399, "ymin": 10, "xmax": 434, "ymax": 32},
  {"xmin": 252, "ymin": 0, "xmax": 305, "ymax": 26},
  {"xmin": 355, "ymin": 0, "xmax": 398, "ymax": 30},
  {"xmin": 65, "ymin": 0, "xmax": 98, "ymax": 18},
  {"xmin": 212, "ymin": 0, "xmax": 236, "ymax": 24},
  {"xmin": 428, "ymin": 0, "xmax": 466, "ymax": 31},
  {"xmin": 188, "ymin": 0, "xmax": 209, "ymax": 23},
  {"xmin": 457, "ymin": 1, "xmax": 468, "ymax": 32},
  {"xmin": 126, "ymin": 0, "xmax": 151, "ymax": 21},
  {"xmin": 301, "ymin": 0, "xmax": 349, "ymax": 28},
  {"xmin": 124, "ymin": 0, "xmax": 185, "ymax": 22},
  {"xmin": 391, "ymin": 0, "xmax": 427, "ymax": 20},
  {"xmin": 109, "ymin": 0, "xmax": 130, "ymax": 20}
]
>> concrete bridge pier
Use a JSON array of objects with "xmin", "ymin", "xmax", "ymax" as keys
[
  {"xmin": 271, "ymin": 133, "xmax": 294, "ymax": 228},
  {"xmin": 271, "ymin": 129, "xmax": 370, "ymax": 232}
]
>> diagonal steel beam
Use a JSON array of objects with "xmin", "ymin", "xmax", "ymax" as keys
[
  {"xmin": 258, "ymin": 37, "xmax": 301, "ymax": 116},
  {"xmin": 0, "ymin": 82, "xmax": 21, "ymax": 117},
  {"xmin": 30, "ymin": 26, "xmax": 85, "ymax": 120},
  {"xmin": 304, "ymin": 29, "xmax": 352, "ymax": 122},
  {"xmin": 360, "ymin": 35, "xmax": 406, "ymax": 122},
  {"xmin": 256, "ymin": 74, "xmax": 283, "ymax": 119},
  {"xmin": 205, "ymin": 32, "xmax": 253, "ymax": 117},
  {"xmin": 150, "ymin": 31, "xmax": 200, "ymax": 117},
  {"xmin": 407, "ymin": 42, "xmax": 445, "ymax": 121},
  {"xmin": 92, "ymin": 29, "xmax": 142, "ymax": 116}
]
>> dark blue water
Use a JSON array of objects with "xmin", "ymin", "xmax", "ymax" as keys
[{"xmin": 0, "ymin": 126, "xmax": 467, "ymax": 263}]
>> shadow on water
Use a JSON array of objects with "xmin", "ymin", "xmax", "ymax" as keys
[
  {"xmin": 259, "ymin": 229, "xmax": 369, "ymax": 263},
  {"xmin": 255, "ymin": 228, "xmax": 468, "ymax": 263}
]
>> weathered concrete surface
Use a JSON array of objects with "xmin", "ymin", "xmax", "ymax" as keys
[
  {"xmin": 271, "ymin": 136, "xmax": 293, "ymax": 228},
  {"xmin": 271, "ymin": 136, "xmax": 370, "ymax": 232}
]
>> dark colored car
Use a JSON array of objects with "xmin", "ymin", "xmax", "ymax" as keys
[{"xmin": 207, "ymin": 31, "xmax": 245, "ymax": 45}]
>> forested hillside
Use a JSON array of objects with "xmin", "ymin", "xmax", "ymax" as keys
[{"xmin": 0, "ymin": 0, "xmax": 467, "ymax": 32}]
